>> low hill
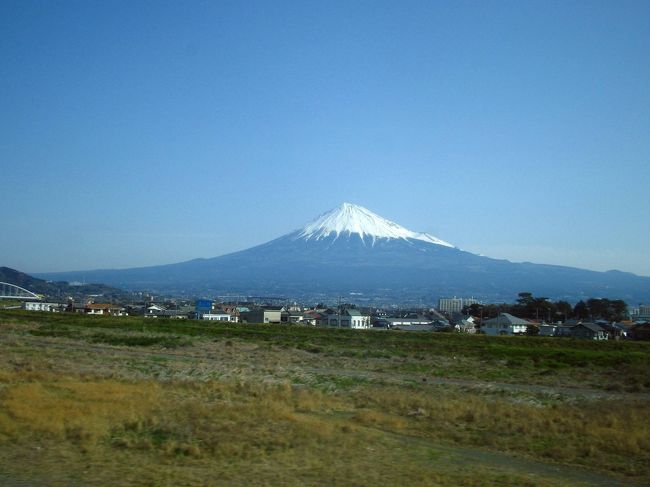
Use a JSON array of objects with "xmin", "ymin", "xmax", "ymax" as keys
[{"xmin": 0, "ymin": 267, "xmax": 131, "ymax": 302}]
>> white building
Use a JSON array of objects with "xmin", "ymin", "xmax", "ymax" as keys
[
  {"xmin": 202, "ymin": 312, "xmax": 239, "ymax": 322},
  {"xmin": 638, "ymin": 305, "xmax": 650, "ymax": 320},
  {"xmin": 85, "ymin": 303, "xmax": 125, "ymax": 316},
  {"xmin": 22, "ymin": 302, "xmax": 61, "ymax": 312},
  {"xmin": 324, "ymin": 309, "xmax": 371, "ymax": 329},
  {"xmin": 455, "ymin": 316, "xmax": 477, "ymax": 333},
  {"xmin": 438, "ymin": 297, "xmax": 481, "ymax": 314},
  {"xmin": 438, "ymin": 297, "xmax": 464, "ymax": 314},
  {"xmin": 386, "ymin": 317, "xmax": 432, "ymax": 327}
]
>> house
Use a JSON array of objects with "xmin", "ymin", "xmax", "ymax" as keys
[
  {"xmin": 287, "ymin": 313, "xmax": 305, "ymax": 323},
  {"xmin": 145, "ymin": 304, "xmax": 189, "ymax": 319},
  {"xmin": 612, "ymin": 321, "xmax": 636, "ymax": 338},
  {"xmin": 538, "ymin": 323, "xmax": 558, "ymax": 337},
  {"xmin": 555, "ymin": 319, "xmax": 581, "ymax": 337},
  {"xmin": 480, "ymin": 313, "xmax": 531, "ymax": 336},
  {"xmin": 145, "ymin": 304, "xmax": 165, "ymax": 317},
  {"xmin": 345, "ymin": 309, "xmax": 371, "ymax": 329},
  {"xmin": 322, "ymin": 309, "xmax": 371, "ymax": 329},
  {"xmin": 66, "ymin": 300, "xmax": 88, "ymax": 313},
  {"xmin": 569, "ymin": 322, "xmax": 608, "ymax": 340},
  {"xmin": 455, "ymin": 317, "xmax": 477, "ymax": 333},
  {"xmin": 194, "ymin": 300, "xmax": 234, "ymax": 320},
  {"xmin": 597, "ymin": 322, "xmax": 625, "ymax": 340},
  {"xmin": 84, "ymin": 303, "xmax": 125, "ymax": 316},
  {"xmin": 202, "ymin": 312, "xmax": 238, "ymax": 322},
  {"xmin": 629, "ymin": 322, "xmax": 650, "ymax": 340},
  {"xmin": 220, "ymin": 306, "xmax": 243, "ymax": 321},
  {"xmin": 302, "ymin": 309, "xmax": 328, "ymax": 326},
  {"xmin": 240, "ymin": 306, "xmax": 288, "ymax": 324}
]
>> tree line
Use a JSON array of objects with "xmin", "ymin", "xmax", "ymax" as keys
[{"xmin": 462, "ymin": 292, "xmax": 628, "ymax": 323}]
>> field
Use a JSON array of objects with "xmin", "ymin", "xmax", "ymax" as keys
[{"xmin": 1, "ymin": 310, "xmax": 649, "ymax": 486}]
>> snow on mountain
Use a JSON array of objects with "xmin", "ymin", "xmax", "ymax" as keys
[{"xmin": 296, "ymin": 202, "xmax": 454, "ymax": 247}]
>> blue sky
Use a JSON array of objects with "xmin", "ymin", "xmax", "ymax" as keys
[{"xmin": 2, "ymin": 0, "xmax": 649, "ymax": 276}]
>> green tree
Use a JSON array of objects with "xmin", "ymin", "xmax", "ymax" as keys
[
  {"xmin": 610, "ymin": 300, "xmax": 628, "ymax": 322},
  {"xmin": 512, "ymin": 292, "xmax": 554, "ymax": 321},
  {"xmin": 555, "ymin": 300, "xmax": 572, "ymax": 322},
  {"xmin": 573, "ymin": 300, "xmax": 589, "ymax": 319}
]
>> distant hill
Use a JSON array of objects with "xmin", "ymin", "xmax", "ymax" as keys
[
  {"xmin": 0, "ymin": 267, "xmax": 131, "ymax": 302},
  {"xmin": 35, "ymin": 203, "xmax": 650, "ymax": 304}
]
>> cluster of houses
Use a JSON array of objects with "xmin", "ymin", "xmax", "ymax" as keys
[
  {"xmin": 477, "ymin": 312, "xmax": 650, "ymax": 340},
  {"xmin": 23, "ymin": 300, "xmax": 126, "ymax": 316},
  {"xmin": 18, "ymin": 298, "xmax": 650, "ymax": 340}
]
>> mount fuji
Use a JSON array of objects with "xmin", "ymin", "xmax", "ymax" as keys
[{"xmin": 37, "ymin": 203, "xmax": 650, "ymax": 303}]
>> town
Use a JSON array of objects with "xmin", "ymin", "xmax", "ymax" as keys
[{"xmin": 6, "ymin": 279, "xmax": 649, "ymax": 341}]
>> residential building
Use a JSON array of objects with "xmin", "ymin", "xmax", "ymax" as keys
[
  {"xmin": 638, "ymin": 305, "xmax": 650, "ymax": 320},
  {"xmin": 145, "ymin": 304, "xmax": 189, "ymax": 319},
  {"xmin": 480, "ymin": 313, "xmax": 531, "ymax": 336},
  {"xmin": 323, "ymin": 309, "xmax": 371, "ymax": 329},
  {"xmin": 569, "ymin": 322, "xmax": 608, "ymax": 340},
  {"xmin": 195, "ymin": 299, "xmax": 213, "ymax": 317},
  {"xmin": 438, "ymin": 297, "xmax": 480, "ymax": 314},
  {"xmin": 202, "ymin": 312, "xmax": 238, "ymax": 322},
  {"xmin": 146, "ymin": 304, "xmax": 165, "ymax": 316},
  {"xmin": 240, "ymin": 307, "xmax": 287, "ymax": 324},
  {"xmin": 438, "ymin": 297, "xmax": 464, "ymax": 314},
  {"xmin": 22, "ymin": 302, "xmax": 61, "ymax": 312},
  {"xmin": 302, "ymin": 309, "xmax": 328, "ymax": 326},
  {"xmin": 346, "ymin": 309, "xmax": 371, "ymax": 329},
  {"xmin": 85, "ymin": 303, "xmax": 125, "ymax": 316},
  {"xmin": 538, "ymin": 323, "xmax": 558, "ymax": 337},
  {"xmin": 281, "ymin": 304, "xmax": 305, "ymax": 323},
  {"xmin": 629, "ymin": 322, "xmax": 650, "ymax": 340},
  {"xmin": 454, "ymin": 316, "xmax": 477, "ymax": 333}
]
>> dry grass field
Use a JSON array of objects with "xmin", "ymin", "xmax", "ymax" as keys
[{"xmin": 1, "ymin": 310, "xmax": 649, "ymax": 486}]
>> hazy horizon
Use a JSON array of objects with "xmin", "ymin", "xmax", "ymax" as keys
[
  {"xmin": 20, "ymin": 200, "xmax": 650, "ymax": 279},
  {"xmin": 2, "ymin": 1, "xmax": 649, "ymax": 277}
]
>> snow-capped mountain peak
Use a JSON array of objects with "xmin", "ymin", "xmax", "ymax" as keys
[{"xmin": 296, "ymin": 202, "xmax": 454, "ymax": 247}]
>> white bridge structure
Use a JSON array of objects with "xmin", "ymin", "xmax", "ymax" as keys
[{"xmin": 0, "ymin": 282, "xmax": 41, "ymax": 300}]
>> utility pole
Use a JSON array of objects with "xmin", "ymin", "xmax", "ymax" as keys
[{"xmin": 337, "ymin": 295, "xmax": 341, "ymax": 328}]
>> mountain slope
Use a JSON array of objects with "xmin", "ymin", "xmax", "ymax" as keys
[{"xmin": 34, "ymin": 203, "xmax": 650, "ymax": 303}]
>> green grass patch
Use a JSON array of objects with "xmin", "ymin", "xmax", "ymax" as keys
[{"xmin": 3, "ymin": 309, "xmax": 650, "ymax": 389}]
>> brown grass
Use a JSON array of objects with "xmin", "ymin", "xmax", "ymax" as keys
[
  {"xmin": 1, "ymin": 377, "xmax": 161, "ymax": 442},
  {"xmin": 350, "ymin": 385, "xmax": 650, "ymax": 477},
  {"xmin": 1, "ymin": 317, "xmax": 648, "ymax": 485},
  {"xmin": 0, "ymin": 368, "xmax": 601, "ymax": 486}
]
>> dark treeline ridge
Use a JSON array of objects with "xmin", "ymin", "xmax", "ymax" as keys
[{"xmin": 463, "ymin": 292, "xmax": 628, "ymax": 322}]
